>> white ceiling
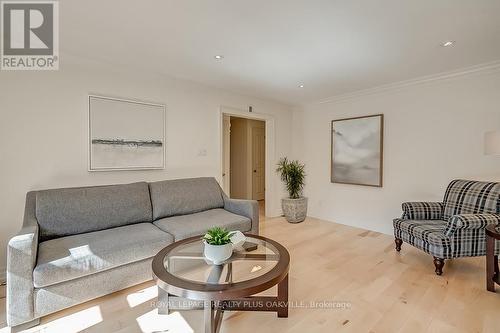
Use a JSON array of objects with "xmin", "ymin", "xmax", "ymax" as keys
[{"xmin": 61, "ymin": 0, "xmax": 500, "ymax": 105}]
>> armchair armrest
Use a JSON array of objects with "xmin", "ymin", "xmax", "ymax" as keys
[
  {"xmin": 6, "ymin": 192, "xmax": 39, "ymax": 327},
  {"xmin": 222, "ymin": 193, "xmax": 259, "ymax": 235},
  {"xmin": 444, "ymin": 214, "xmax": 500, "ymax": 237},
  {"xmin": 402, "ymin": 202, "xmax": 443, "ymax": 220}
]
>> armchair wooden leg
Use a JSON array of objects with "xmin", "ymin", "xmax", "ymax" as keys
[
  {"xmin": 395, "ymin": 238, "xmax": 402, "ymax": 252},
  {"xmin": 433, "ymin": 257, "xmax": 445, "ymax": 275}
]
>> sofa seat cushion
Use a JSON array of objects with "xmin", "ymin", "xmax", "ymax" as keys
[
  {"xmin": 394, "ymin": 218, "xmax": 452, "ymax": 258},
  {"xmin": 393, "ymin": 218, "xmax": 450, "ymax": 247},
  {"xmin": 34, "ymin": 223, "xmax": 173, "ymax": 288},
  {"xmin": 153, "ymin": 208, "xmax": 251, "ymax": 241}
]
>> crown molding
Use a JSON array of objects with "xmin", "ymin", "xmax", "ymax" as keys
[{"xmin": 314, "ymin": 60, "xmax": 500, "ymax": 105}]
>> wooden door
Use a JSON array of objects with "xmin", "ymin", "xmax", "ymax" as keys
[
  {"xmin": 252, "ymin": 126, "xmax": 265, "ymax": 200},
  {"xmin": 222, "ymin": 115, "xmax": 231, "ymax": 195}
]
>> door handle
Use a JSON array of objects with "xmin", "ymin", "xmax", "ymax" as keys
[{"xmin": 253, "ymin": 170, "xmax": 257, "ymax": 173}]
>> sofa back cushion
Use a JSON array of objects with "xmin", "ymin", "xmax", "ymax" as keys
[
  {"xmin": 149, "ymin": 177, "xmax": 224, "ymax": 220},
  {"xmin": 443, "ymin": 179, "xmax": 500, "ymax": 220},
  {"xmin": 36, "ymin": 182, "xmax": 152, "ymax": 241}
]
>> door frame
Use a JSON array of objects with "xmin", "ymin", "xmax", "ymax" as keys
[{"xmin": 219, "ymin": 106, "xmax": 277, "ymax": 217}]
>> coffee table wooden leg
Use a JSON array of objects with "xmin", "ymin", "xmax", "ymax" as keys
[
  {"xmin": 486, "ymin": 235, "xmax": 495, "ymax": 292},
  {"xmin": 157, "ymin": 287, "xmax": 169, "ymax": 315},
  {"xmin": 277, "ymin": 274, "xmax": 289, "ymax": 318},
  {"xmin": 213, "ymin": 303, "xmax": 224, "ymax": 333},
  {"xmin": 204, "ymin": 301, "xmax": 214, "ymax": 333}
]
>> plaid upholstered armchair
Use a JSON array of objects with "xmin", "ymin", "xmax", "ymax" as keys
[{"xmin": 393, "ymin": 179, "xmax": 500, "ymax": 275}]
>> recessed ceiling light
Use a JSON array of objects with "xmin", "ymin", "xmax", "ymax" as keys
[
  {"xmin": 214, "ymin": 55, "xmax": 224, "ymax": 60},
  {"xmin": 441, "ymin": 41, "xmax": 455, "ymax": 47},
  {"xmin": 298, "ymin": 84, "xmax": 304, "ymax": 88}
]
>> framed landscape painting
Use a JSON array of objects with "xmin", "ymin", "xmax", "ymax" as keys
[
  {"xmin": 89, "ymin": 95, "xmax": 166, "ymax": 171},
  {"xmin": 331, "ymin": 114, "xmax": 384, "ymax": 187}
]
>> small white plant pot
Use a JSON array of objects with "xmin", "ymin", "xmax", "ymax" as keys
[{"xmin": 203, "ymin": 241, "xmax": 233, "ymax": 264}]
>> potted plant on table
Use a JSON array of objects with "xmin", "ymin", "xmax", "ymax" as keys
[
  {"xmin": 203, "ymin": 227, "xmax": 235, "ymax": 264},
  {"xmin": 276, "ymin": 157, "xmax": 307, "ymax": 223}
]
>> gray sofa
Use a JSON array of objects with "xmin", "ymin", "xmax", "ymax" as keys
[{"xmin": 6, "ymin": 177, "xmax": 258, "ymax": 329}]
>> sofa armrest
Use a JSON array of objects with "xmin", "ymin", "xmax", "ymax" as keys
[
  {"xmin": 444, "ymin": 214, "xmax": 500, "ymax": 237},
  {"xmin": 402, "ymin": 202, "xmax": 443, "ymax": 220},
  {"xmin": 222, "ymin": 194, "xmax": 259, "ymax": 235},
  {"xmin": 7, "ymin": 192, "xmax": 39, "ymax": 327}
]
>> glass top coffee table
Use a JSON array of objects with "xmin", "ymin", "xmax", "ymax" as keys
[{"xmin": 152, "ymin": 234, "xmax": 290, "ymax": 333}]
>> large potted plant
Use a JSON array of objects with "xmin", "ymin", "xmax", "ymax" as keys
[{"xmin": 276, "ymin": 157, "xmax": 307, "ymax": 223}]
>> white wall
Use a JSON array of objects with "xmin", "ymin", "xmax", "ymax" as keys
[
  {"xmin": 0, "ymin": 59, "xmax": 293, "ymax": 274},
  {"xmin": 293, "ymin": 69, "xmax": 500, "ymax": 235}
]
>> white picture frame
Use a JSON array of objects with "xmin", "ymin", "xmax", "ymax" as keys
[{"xmin": 88, "ymin": 95, "xmax": 166, "ymax": 171}]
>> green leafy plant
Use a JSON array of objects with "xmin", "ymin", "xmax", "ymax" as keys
[
  {"xmin": 203, "ymin": 227, "xmax": 234, "ymax": 245},
  {"xmin": 276, "ymin": 157, "xmax": 305, "ymax": 199}
]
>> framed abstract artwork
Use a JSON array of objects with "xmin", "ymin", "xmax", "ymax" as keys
[
  {"xmin": 88, "ymin": 95, "xmax": 166, "ymax": 171},
  {"xmin": 331, "ymin": 114, "xmax": 384, "ymax": 187}
]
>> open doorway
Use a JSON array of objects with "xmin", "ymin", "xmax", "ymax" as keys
[{"xmin": 222, "ymin": 115, "xmax": 266, "ymax": 216}]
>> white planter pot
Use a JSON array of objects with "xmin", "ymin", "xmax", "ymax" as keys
[
  {"xmin": 281, "ymin": 197, "xmax": 308, "ymax": 223},
  {"xmin": 203, "ymin": 242, "xmax": 233, "ymax": 264}
]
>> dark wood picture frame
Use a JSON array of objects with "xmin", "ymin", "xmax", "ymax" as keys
[{"xmin": 331, "ymin": 114, "xmax": 384, "ymax": 187}]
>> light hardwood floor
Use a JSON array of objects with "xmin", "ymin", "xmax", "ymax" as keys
[{"xmin": 2, "ymin": 212, "xmax": 500, "ymax": 333}]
